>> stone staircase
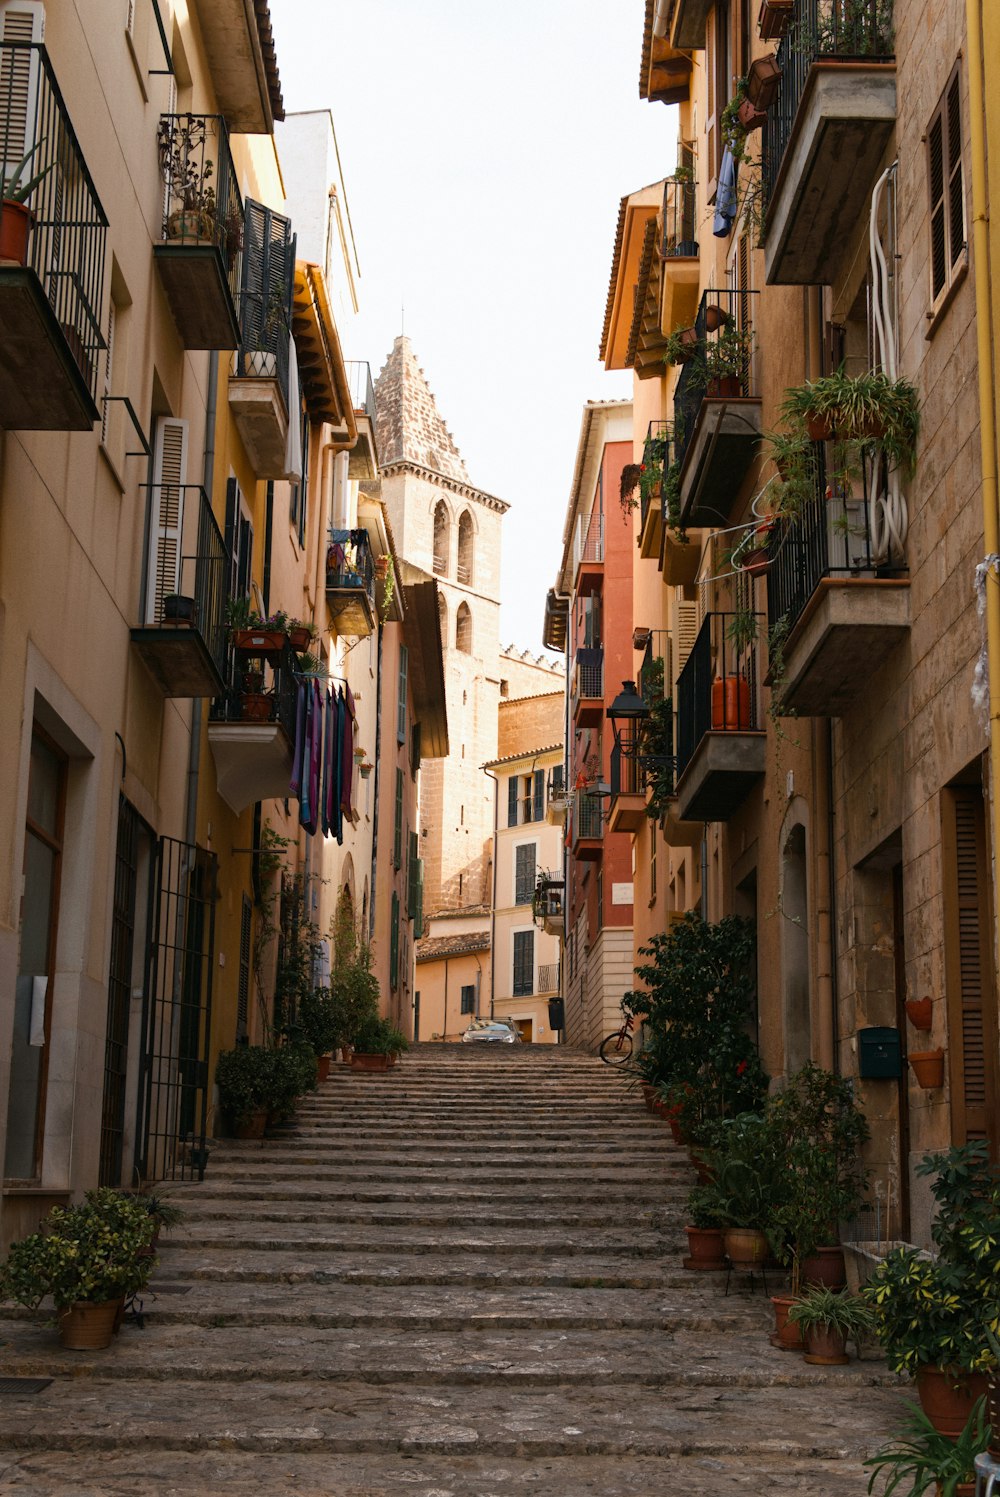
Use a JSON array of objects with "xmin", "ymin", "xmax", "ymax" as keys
[{"xmin": 0, "ymin": 1045, "xmax": 905, "ymax": 1493}]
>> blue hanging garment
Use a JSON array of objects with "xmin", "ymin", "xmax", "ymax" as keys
[{"xmin": 714, "ymin": 146, "xmax": 738, "ymax": 237}]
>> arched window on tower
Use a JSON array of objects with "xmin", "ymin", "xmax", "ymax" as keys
[
  {"xmin": 456, "ymin": 601, "xmax": 473, "ymax": 654},
  {"xmin": 438, "ymin": 593, "xmax": 448, "ymax": 649},
  {"xmin": 433, "ymin": 500, "xmax": 449, "ymax": 577},
  {"xmin": 457, "ymin": 510, "xmax": 474, "ymax": 586}
]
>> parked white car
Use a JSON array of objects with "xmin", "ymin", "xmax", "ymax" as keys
[{"xmin": 461, "ymin": 1019, "xmax": 521, "ymax": 1044}]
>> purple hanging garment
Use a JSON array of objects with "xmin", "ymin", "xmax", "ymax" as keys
[
  {"xmin": 290, "ymin": 679, "xmax": 307, "ymax": 798},
  {"xmin": 340, "ymin": 685, "xmax": 355, "ymax": 821},
  {"xmin": 298, "ymin": 684, "xmax": 313, "ymax": 828},
  {"xmin": 321, "ymin": 688, "xmax": 334, "ymax": 838},
  {"xmin": 308, "ymin": 680, "xmax": 323, "ymax": 835}
]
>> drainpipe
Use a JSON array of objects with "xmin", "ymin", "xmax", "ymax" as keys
[
  {"xmin": 812, "ymin": 715, "xmax": 836, "ymax": 1073},
  {"xmin": 184, "ymin": 352, "xmax": 218, "ymax": 851},
  {"xmin": 484, "ymin": 768, "xmax": 499, "ymax": 1020},
  {"xmin": 443, "ymin": 956, "xmax": 449, "ymax": 1042},
  {"xmin": 965, "ymin": 0, "xmax": 1000, "ymax": 969}
]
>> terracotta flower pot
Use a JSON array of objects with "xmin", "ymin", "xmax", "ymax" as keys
[
  {"xmin": 288, "ymin": 626, "xmax": 312, "ymax": 651},
  {"xmin": 239, "ymin": 692, "xmax": 273, "ymax": 723},
  {"xmin": 684, "ymin": 1226, "xmax": 726, "ymax": 1271},
  {"xmin": 905, "ymin": 996, "xmax": 933, "ymax": 1031},
  {"xmin": 688, "ymin": 1148, "xmax": 713, "ymax": 1184},
  {"xmin": 0, "ymin": 199, "xmax": 32, "ymax": 266},
  {"xmin": 704, "ymin": 304, "xmax": 731, "ymax": 332},
  {"xmin": 706, "ymin": 375, "xmax": 742, "ymax": 398},
  {"xmin": 742, "ymin": 548, "xmax": 770, "ymax": 578},
  {"xmin": 58, "ymin": 1298, "xmax": 123, "ymax": 1350},
  {"xmin": 916, "ymin": 1366, "xmax": 989, "ymax": 1439},
  {"xmin": 233, "ymin": 1107, "xmax": 268, "ymax": 1139},
  {"xmin": 908, "ymin": 1048, "xmax": 946, "ymax": 1089},
  {"xmin": 770, "ymin": 1294, "xmax": 805, "ymax": 1352},
  {"xmin": 316, "ymin": 1054, "xmax": 332, "ymax": 1083},
  {"xmin": 745, "ymin": 52, "xmax": 782, "ymax": 110},
  {"xmin": 350, "ymin": 1052, "xmax": 391, "ymax": 1071},
  {"xmin": 724, "ymin": 1227, "xmax": 769, "ymax": 1269},
  {"xmin": 806, "ymin": 411, "xmax": 837, "ymax": 443},
  {"xmin": 736, "ymin": 98, "xmax": 767, "ymax": 132},
  {"xmin": 803, "ymin": 1322, "xmax": 850, "ymax": 1365},
  {"xmin": 800, "ymin": 1246, "xmax": 847, "ymax": 1290},
  {"xmin": 757, "ymin": 0, "xmax": 795, "ymax": 41},
  {"xmin": 231, "ymin": 627, "xmax": 287, "ymax": 657},
  {"xmin": 340, "ymin": 1043, "xmax": 354, "ymax": 1065}
]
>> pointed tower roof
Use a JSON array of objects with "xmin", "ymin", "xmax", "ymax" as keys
[{"xmin": 373, "ymin": 336, "xmax": 471, "ymax": 485}]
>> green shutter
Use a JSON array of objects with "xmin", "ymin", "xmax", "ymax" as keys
[
  {"xmin": 397, "ymin": 645, "xmax": 408, "ymax": 744},
  {"xmin": 408, "ymin": 831, "xmax": 420, "ymax": 918},
  {"xmin": 533, "ymin": 769, "xmax": 545, "ymax": 822},
  {"xmin": 507, "ymin": 776, "xmax": 518, "ymax": 828},
  {"xmin": 413, "ymin": 869, "xmax": 423, "ymax": 939},
  {"xmin": 393, "ymin": 768, "xmax": 403, "ymax": 869},
  {"xmin": 390, "ymin": 892, "xmax": 399, "ymax": 988}
]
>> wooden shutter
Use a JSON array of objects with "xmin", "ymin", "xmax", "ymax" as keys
[
  {"xmin": 241, "ymin": 199, "xmax": 293, "ymax": 350},
  {"xmin": 515, "ymin": 843, "xmax": 536, "ymax": 906},
  {"xmin": 409, "ymin": 722, "xmax": 421, "ymax": 776},
  {"xmin": 507, "ymin": 776, "xmax": 518, "ymax": 828},
  {"xmin": 513, "ymin": 930, "xmax": 534, "ymax": 997},
  {"xmin": 928, "ymin": 65, "xmax": 965, "ymax": 307},
  {"xmin": 0, "ymin": 4, "xmax": 44, "ymax": 171},
  {"xmin": 393, "ymin": 768, "xmax": 403, "ymax": 870},
  {"xmin": 146, "ymin": 416, "xmax": 187, "ymax": 623},
  {"xmin": 946, "ymin": 73, "xmax": 965, "ymax": 275},
  {"xmin": 397, "ymin": 645, "xmax": 408, "ymax": 744},
  {"xmin": 407, "ymin": 832, "xmax": 420, "ymax": 918},
  {"xmin": 943, "ymin": 786, "xmax": 998, "ymax": 1151},
  {"xmin": 412, "ymin": 861, "xmax": 424, "ymax": 939},
  {"xmin": 390, "ymin": 892, "xmax": 399, "ymax": 988},
  {"xmin": 224, "ymin": 476, "xmax": 253, "ymax": 603},
  {"xmin": 533, "ymin": 769, "xmax": 545, "ymax": 823},
  {"xmin": 674, "ymin": 600, "xmax": 699, "ymax": 686}
]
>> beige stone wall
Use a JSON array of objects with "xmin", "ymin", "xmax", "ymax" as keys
[
  {"xmin": 497, "ymin": 693, "xmax": 564, "ymax": 759},
  {"xmin": 415, "ymin": 950, "xmax": 489, "ymax": 1041},
  {"xmin": 500, "ymin": 650, "xmax": 564, "ymax": 702}
]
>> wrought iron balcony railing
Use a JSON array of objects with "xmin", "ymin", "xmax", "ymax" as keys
[
  {"xmin": 673, "ymin": 288, "xmax": 759, "ymax": 473},
  {"xmin": 766, "ymin": 443, "xmax": 907, "ymax": 638},
  {"xmin": 142, "ymin": 484, "xmax": 229, "ymax": 677},
  {"xmin": 661, "ymin": 174, "xmax": 698, "ymax": 258},
  {"xmin": 641, "ymin": 420, "xmax": 675, "ymax": 533},
  {"xmin": 574, "ymin": 510, "xmax": 605, "ymax": 568},
  {"xmin": 762, "ymin": 0, "xmax": 895, "ymax": 209},
  {"xmin": 233, "ymin": 293, "xmax": 290, "ymax": 404},
  {"xmin": 610, "ymin": 740, "xmax": 643, "ymax": 799},
  {"xmin": 157, "ymin": 113, "xmax": 244, "ymax": 309},
  {"xmin": 573, "ymin": 789, "xmax": 605, "ymax": 841},
  {"xmin": 538, "ymin": 962, "xmax": 561, "ymax": 993},
  {"xmin": 0, "ymin": 41, "xmax": 108, "ymax": 400},
  {"xmin": 327, "ymin": 527, "xmax": 375, "ymax": 598},
  {"xmin": 573, "ymin": 648, "xmax": 604, "ymax": 701},
  {"xmin": 210, "ymin": 636, "xmax": 299, "ymax": 742},
  {"xmin": 676, "ymin": 611, "xmax": 763, "ymax": 777},
  {"xmin": 345, "ymin": 360, "xmax": 377, "ymax": 422}
]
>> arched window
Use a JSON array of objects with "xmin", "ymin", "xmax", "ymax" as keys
[
  {"xmin": 456, "ymin": 601, "xmax": 472, "ymax": 654},
  {"xmin": 457, "ymin": 510, "xmax": 474, "ymax": 585},
  {"xmin": 438, "ymin": 593, "xmax": 448, "ymax": 648},
  {"xmin": 432, "ymin": 500, "xmax": 449, "ymax": 577}
]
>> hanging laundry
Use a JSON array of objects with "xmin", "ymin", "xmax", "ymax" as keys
[
  {"xmin": 290, "ymin": 678, "xmax": 307, "ymax": 798},
  {"xmin": 298, "ymin": 682, "xmax": 314, "ymax": 829},
  {"xmin": 333, "ymin": 688, "xmax": 346, "ymax": 845},
  {"xmin": 341, "ymin": 685, "xmax": 355, "ymax": 824},
  {"xmin": 321, "ymin": 687, "xmax": 333, "ymax": 838},
  {"xmin": 714, "ymin": 145, "xmax": 738, "ymax": 237}
]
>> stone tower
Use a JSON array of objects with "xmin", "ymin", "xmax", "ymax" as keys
[{"xmin": 374, "ymin": 337, "xmax": 508, "ymax": 916}]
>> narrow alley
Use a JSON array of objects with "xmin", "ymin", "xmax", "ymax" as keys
[{"xmin": 0, "ymin": 1048, "xmax": 905, "ymax": 1494}]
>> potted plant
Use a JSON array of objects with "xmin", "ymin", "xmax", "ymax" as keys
[
  {"xmin": 864, "ymin": 1398, "xmax": 989, "ymax": 1497},
  {"xmin": 787, "ymin": 1285, "xmax": 876, "ymax": 1365},
  {"xmin": 0, "ymin": 1189, "xmax": 157, "ymax": 1350},
  {"xmin": 663, "ymin": 327, "xmax": 699, "ymax": 366},
  {"xmin": 683, "ymin": 1183, "xmax": 727, "ymax": 1271},
  {"xmin": 780, "ymin": 369, "xmax": 921, "ymax": 474},
  {"xmin": 295, "ymin": 986, "xmax": 340, "ymax": 1081},
  {"xmin": 157, "ymin": 115, "xmax": 218, "ymax": 243},
  {"xmin": 351, "ymin": 1014, "xmax": 399, "ymax": 1072},
  {"xmin": 745, "ymin": 52, "xmax": 782, "ymax": 110},
  {"xmin": 708, "ymin": 1112, "xmax": 779, "ymax": 1268},
  {"xmin": 286, "ymin": 618, "xmax": 314, "ymax": 652},
  {"xmin": 758, "ymin": 0, "xmax": 795, "ymax": 40},
  {"xmin": 215, "ymin": 1044, "xmax": 274, "ymax": 1137},
  {"xmin": 1, "ymin": 140, "xmax": 50, "ymax": 266},
  {"xmin": 865, "ymin": 1143, "xmax": 1000, "ymax": 1436},
  {"xmin": 265, "ymin": 1041, "xmax": 317, "ymax": 1123},
  {"xmin": 702, "ymin": 323, "xmax": 754, "ymax": 398},
  {"xmin": 162, "ymin": 593, "xmax": 199, "ymax": 627}
]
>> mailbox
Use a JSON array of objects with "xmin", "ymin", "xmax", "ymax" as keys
[{"xmin": 858, "ymin": 1025, "xmax": 902, "ymax": 1079}]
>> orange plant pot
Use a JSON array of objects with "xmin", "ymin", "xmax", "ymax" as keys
[
  {"xmin": 58, "ymin": 1298, "xmax": 122, "ymax": 1350},
  {"xmin": 908, "ymin": 1048, "xmax": 945, "ymax": 1089},
  {"xmin": 711, "ymin": 677, "xmax": 752, "ymax": 731},
  {"xmin": 905, "ymin": 997, "xmax": 933, "ymax": 1031},
  {"xmin": 0, "ymin": 199, "xmax": 32, "ymax": 265}
]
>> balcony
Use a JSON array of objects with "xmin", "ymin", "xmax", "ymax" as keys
[
  {"xmin": 572, "ymin": 649, "xmax": 604, "ymax": 728},
  {"xmin": 537, "ymin": 962, "xmax": 561, "ymax": 995},
  {"xmin": 762, "ymin": 0, "xmax": 896, "ymax": 286},
  {"xmin": 675, "ymin": 289, "xmax": 762, "ymax": 528},
  {"xmin": 639, "ymin": 420, "xmax": 673, "ymax": 560},
  {"xmin": 228, "ymin": 296, "xmax": 290, "ymax": 479},
  {"xmin": 608, "ymin": 741, "xmax": 647, "ymax": 834},
  {"xmin": 674, "ymin": 612, "xmax": 766, "ymax": 822},
  {"xmin": 573, "ymin": 511, "xmax": 604, "ymax": 595},
  {"xmin": 131, "ymin": 485, "xmax": 228, "ymax": 697},
  {"xmin": 669, "ymin": 0, "xmax": 714, "ymax": 49},
  {"xmin": 659, "ymin": 177, "xmax": 700, "ymax": 338},
  {"xmin": 0, "ymin": 42, "xmax": 108, "ymax": 430},
  {"xmin": 546, "ymin": 769, "xmax": 570, "ymax": 826},
  {"xmin": 154, "ymin": 115, "xmax": 243, "ymax": 349},
  {"xmin": 345, "ymin": 361, "xmax": 378, "ymax": 480},
  {"xmin": 543, "ymin": 589, "xmax": 569, "ymax": 653},
  {"xmin": 326, "ymin": 528, "xmax": 376, "ymax": 638},
  {"xmin": 208, "ymin": 641, "xmax": 299, "ymax": 812},
  {"xmin": 766, "ymin": 446, "xmax": 909, "ymax": 715},
  {"xmin": 571, "ymin": 790, "xmax": 604, "ymax": 861},
  {"xmin": 533, "ymin": 874, "xmax": 564, "ymax": 937}
]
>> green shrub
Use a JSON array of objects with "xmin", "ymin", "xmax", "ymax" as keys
[{"xmin": 0, "ymin": 1189, "xmax": 157, "ymax": 1310}]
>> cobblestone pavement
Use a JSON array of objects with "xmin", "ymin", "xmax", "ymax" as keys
[{"xmin": 0, "ymin": 1046, "xmax": 906, "ymax": 1493}]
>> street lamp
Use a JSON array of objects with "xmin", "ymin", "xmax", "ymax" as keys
[
  {"xmin": 606, "ymin": 680, "xmax": 649, "ymax": 746},
  {"xmin": 606, "ymin": 679, "xmax": 677, "ymax": 790}
]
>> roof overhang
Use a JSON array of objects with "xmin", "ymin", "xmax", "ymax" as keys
[
  {"xmin": 640, "ymin": 0, "xmax": 694, "ymax": 104},
  {"xmin": 558, "ymin": 402, "xmax": 634, "ymax": 588},
  {"xmin": 189, "ymin": 0, "xmax": 284, "ymax": 133},
  {"xmin": 292, "ymin": 263, "xmax": 356, "ymax": 440},
  {"xmin": 599, "ymin": 183, "xmax": 663, "ymax": 369},
  {"xmin": 401, "ymin": 566, "xmax": 449, "ymax": 759}
]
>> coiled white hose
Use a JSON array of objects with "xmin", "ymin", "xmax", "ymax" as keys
[{"xmin": 868, "ymin": 162, "xmax": 907, "ymax": 565}]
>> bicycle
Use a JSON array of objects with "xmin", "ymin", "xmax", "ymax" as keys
[{"xmin": 599, "ymin": 1010, "xmax": 634, "ymax": 1065}]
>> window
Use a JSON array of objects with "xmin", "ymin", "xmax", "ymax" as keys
[
  {"xmin": 393, "ymin": 768, "xmax": 403, "ymax": 870},
  {"xmin": 460, "ymin": 984, "xmax": 475, "ymax": 1015},
  {"xmin": 514, "ymin": 843, "xmax": 536, "ymax": 906},
  {"xmin": 289, "ymin": 407, "xmax": 309, "ymax": 544},
  {"xmin": 457, "ymin": 510, "xmax": 474, "ymax": 585},
  {"xmin": 507, "ymin": 775, "xmax": 518, "ymax": 828},
  {"xmin": 397, "ymin": 645, "xmax": 408, "ymax": 744},
  {"xmin": 224, "ymin": 475, "xmax": 254, "ymax": 609},
  {"xmin": 513, "ymin": 930, "xmax": 534, "ymax": 997},
  {"xmin": 927, "ymin": 64, "xmax": 966, "ymax": 311},
  {"xmin": 432, "ymin": 500, "xmax": 449, "ymax": 576},
  {"xmin": 455, "ymin": 601, "xmax": 472, "ymax": 654}
]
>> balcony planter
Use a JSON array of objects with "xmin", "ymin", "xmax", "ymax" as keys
[
  {"xmin": 908, "ymin": 1048, "xmax": 945, "ymax": 1089},
  {"xmin": 706, "ymin": 375, "xmax": 742, "ymax": 398},
  {"xmin": 742, "ymin": 547, "xmax": 771, "ymax": 578},
  {"xmin": 232, "ymin": 627, "xmax": 287, "ymax": 656},
  {"xmin": 239, "ymin": 692, "xmax": 273, "ymax": 723},
  {"xmin": 905, "ymin": 996, "xmax": 933, "ymax": 1031},
  {"xmin": 288, "ymin": 625, "xmax": 313, "ymax": 651},
  {"xmin": 359, "ymin": 762, "xmax": 373, "ymax": 778},
  {"xmin": 663, "ymin": 533, "xmax": 700, "ymax": 587},
  {"xmin": 163, "ymin": 593, "xmax": 198, "ymax": 627},
  {"xmin": 737, "ymin": 98, "xmax": 768, "ymax": 132},
  {"xmin": 665, "ymin": 326, "xmax": 699, "ymax": 365},
  {"xmin": 757, "ymin": 0, "xmax": 794, "ymax": 40},
  {"xmin": 165, "ymin": 207, "xmax": 215, "ymax": 243},
  {"xmin": 746, "ymin": 53, "xmax": 781, "ymax": 111},
  {"xmin": 0, "ymin": 199, "xmax": 32, "ymax": 265},
  {"xmin": 711, "ymin": 676, "xmax": 752, "ymax": 730},
  {"xmin": 704, "ymin": 303, "xmax": 731, "ymax": 333}
]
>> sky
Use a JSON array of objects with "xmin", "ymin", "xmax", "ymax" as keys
[{"xmin": 267, "ymin": 0, "xmax": 674, "ymax": 653}]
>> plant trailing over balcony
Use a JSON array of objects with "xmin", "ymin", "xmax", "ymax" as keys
[
  {"xmin": 780, "ymin": 368, "xmax": 920, "ymax": 474},
  {"xmin": 794, "ymin": 0, "xmax": 895, "ymax": 60},
  {"xmin": 664, "ymin": 326, "xmax": 699, "ymax": 366},
  {"xmin": 721, "ymin": 78, "xmax": 763, "ymax": 165}
]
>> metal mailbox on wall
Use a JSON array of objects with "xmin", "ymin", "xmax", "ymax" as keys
[{"xmin": 857, "ymin": 1026, "xmax": 902, "ymax": 1080}]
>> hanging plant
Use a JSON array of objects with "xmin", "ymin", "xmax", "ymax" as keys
[{"xmin": 620, "ymin": 462, "xmax": 642, "ymax": 517}]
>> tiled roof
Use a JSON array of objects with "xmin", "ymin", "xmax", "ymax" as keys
[
  {"xmin": 415, "ymin": 932, "xmax": 491, "ymax": 962},
  {"xmin": 482, "ymin": 742, "xmax": 563, "ymax": 769}
]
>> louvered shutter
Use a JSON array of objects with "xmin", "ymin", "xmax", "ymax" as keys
[
  {"xmin": 146, "ymin": 416, "xmax": 188, "ymax": 624},
  {"xmin": 393, "ymin": 769, "xmax": 403, "ymax": 870},
  {"xmin": 389, "ymin": 892, "xmax": 399, "ymax": 989},
  {"xmin": 0, "ymin": 4, "xmax": 44, "ymax": 175},
  {"xmin": 397, "ymin": 645, "xmax": 408, "ymax": 744},
  {"xmin": 407, "ymin": 832, "xmax": 420, "ymax": 918},
  {"xmin": 673, "ymin": 601, "xmax": 699, "ymax": 688},
  {"xmin": 240, "ymin": 200, "xmax": 293, "ymax": 356},
  {"xmin": 533, "ymin": 769, "xmax": 545, "ymax": 823},
  {"xmin": 946, "ymin": 74, "xmax": 965, "ymax": 274},
  {"xmin": 513, "ymin": 930, "xmax": 534, "ymax": 997},
  {"xmin": 943, "ymin": 788, "xmax": 998, "ymax": 1149},
  {"xmin": 929, "ymin": 112, "xmax": 946, "ymax": 301},
  {"xmin": 507, "ymin": 776, "xmax": 518, "ymax": 828},
  {"xmin": 515, "ymin": 843, "xmax": 535, "ymax": 906},
  {"xmin": 237, "ymin": 894, "xmax": 252, "ymax": 1040},
  {"xmin": 240, "ymin": 199, "xmax": 265, "ymax": 350}
]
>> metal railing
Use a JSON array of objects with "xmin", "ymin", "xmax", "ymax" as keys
[
  {"xmin": 326, "ymin": 527, "xmax": 375, "ymax": 599},
  {"xmin": 573, "ymin": 789, "xmax": 605, "ymax": 841},
  {"xmin": 345, "ymin": 360, "xmax": 377, "ymax": 421},
  {"xmin": 0, "ymin": 42, "xmax": 109, "ymax": 400},
  {"xmin": 574, "ymin": 509, "xmax": 605, "ymax": 568},
  {"xmin": 762, "ymin": 0, "xmax": 895, "ymax": 208},
  {"xmin": 676, "ymin": 611, "xmax": 763, "ymax": 776},
  {"xmin": 766, "ymin": 443, "xmax": 907, "ymax": 637},
  {"xmin": 574, "ymin": 648, "xmax": 604, "ymax": 700},
  {"xmin": 142, "ymin": 484, "xmax": 229, "ymax": 679},
  {"xmin": 233, "ymin": 294, "xmax": 290, "ymax": 404},
  {"xmin": 674, "ymin": 288, "xmax": 759, "ymax": 473},
  {"xmin": 538, "ymin": 962, "xmax": 560, "ymax": 993},
  {"xmin": 157, "ymin": 113, "xmax": 244, "ymax": 311},
  {"xmin": 547, "ymin": 767, "xmax": 567, "ymax": 802},
  {"xmin": 210, "ymin": 637, "xmax": 299, "ymax": 742},
  {"xmin": 610, "ymin": 740, "xmax": 643, "ymax": 798},
  {"xmin": 661, "ymin": 174, "xmax": 698, "ymax": 257}
]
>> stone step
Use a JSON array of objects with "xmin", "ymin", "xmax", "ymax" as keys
[
  {"xmin": 1, "ymin": 1280, "xmax": 759, "ymax": 1332},
  {"xmin": 155, "ymin": 1222, "xmax": 672, "ymax": 1254},
  {"xmin": 0, "ymin": 1319, "xmax": 896, "ymax": 1391},
  {"xmin": 166, "ymin": 1201, "xmax": 683, "ymax": 1228},
  {"xmin": 157, "ymin": 1182, "xmax": 683, "ymax": 1207},
  {"xmin": 198, "ymin": 1160, "xmax": 677, "ymax": 1185},
  {"xmin": 0, "ymin": 1449, "xmax": 896, "ymax": 1497},
  {"xmin": 0, "ymin": 1376, "xmax": 905, "ymax": 1461}
]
